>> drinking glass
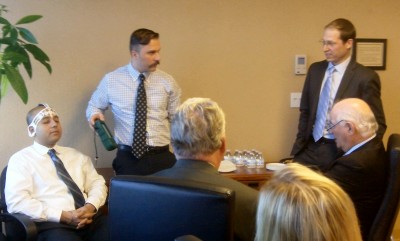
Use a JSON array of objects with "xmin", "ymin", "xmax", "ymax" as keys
[
  {"xmin": 224, "ymin": 150, "xmax": 232, "ymax": 161},
  {"xmin": 234, "ymin": 150, "xmax": 244, "ymax": 166}
]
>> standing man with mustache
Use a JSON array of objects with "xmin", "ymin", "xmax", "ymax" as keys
[
  {"xmin": 87, "ymin": 28, "xmax": 181, "ymax": 175},
  {"xmin": 291, "ymin": 18, "xmax": 386, "ymax": 171}
]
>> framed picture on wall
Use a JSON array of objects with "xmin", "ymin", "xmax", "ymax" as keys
[{"xmin": 353, "ymin": 38, "xmax": 387, "ymax": 70}]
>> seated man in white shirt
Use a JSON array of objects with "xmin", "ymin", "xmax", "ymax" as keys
[{"xmin": 5, "ymin": 104, "xmax": 109, "ymax": 241}]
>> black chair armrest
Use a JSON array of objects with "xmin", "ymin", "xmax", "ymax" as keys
[{"xmin": 0, "ymin": 212, "xmax": 37, "ymax": 241}]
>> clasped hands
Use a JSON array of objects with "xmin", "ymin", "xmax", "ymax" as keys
[{"xmin": 61, "ymin": 203, "xmax": 96, "ymax": 229}]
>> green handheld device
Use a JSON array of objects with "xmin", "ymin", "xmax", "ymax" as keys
[{"xmin": 94, "ymin": 120, "xmax": 117, "ymax": 151}]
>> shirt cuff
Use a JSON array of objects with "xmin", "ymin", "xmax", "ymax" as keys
[{"xmin": 47, "ymin": 207, "xmax": 63, "ymax": 223}]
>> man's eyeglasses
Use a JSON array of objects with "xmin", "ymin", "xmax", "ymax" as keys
[
  {"xmin": 327, "ymin": 119, "xmax": 346, "ymax": 131},
  {"xmin": 320, "ymin": 40, "xmax": 337, "ymax": 47}
]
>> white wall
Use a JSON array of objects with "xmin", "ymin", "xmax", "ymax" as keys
[{"xmin": 1, "ymin": 0, "xmax": 399, "ymax": 169}]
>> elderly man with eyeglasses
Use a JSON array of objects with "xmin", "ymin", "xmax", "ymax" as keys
[{"xmin": 323, "ymin": 98, "xmax": 387, "ymax": 241}]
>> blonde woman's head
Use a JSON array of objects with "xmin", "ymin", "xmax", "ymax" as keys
[{"xmin": 255, "ymin": 163, "xmax": 362, "ymax": 241}]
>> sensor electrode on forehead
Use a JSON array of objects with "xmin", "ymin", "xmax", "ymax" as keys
[{"xmin": 28, "ymin": 103, "xmax": 58, "ymax": 137}]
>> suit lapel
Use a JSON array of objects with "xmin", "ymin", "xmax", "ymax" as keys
[
  {"xmin": 335, "ymin": 59, "xmax": 357, "ymax": 101},
  {"xmin": 311, "ymin": 61, "xmax": 329, "ymax": 117}
]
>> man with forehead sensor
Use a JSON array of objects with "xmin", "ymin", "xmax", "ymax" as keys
[
  {"xmin": 291, "ymin": 18, "xmax": 386, "ymax": 171},
  {"xmin": 5, "ymin": 104, "xmax": 109, "ymax": 241},
  {"xmin": 324, "ymin": 98, "xmax": 387, "ymax": 241},
  {"xmin": 86, "ymin": 28, "xmax": 181, "ymax": 175}
]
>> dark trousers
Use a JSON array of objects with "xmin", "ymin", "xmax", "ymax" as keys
[
  {"xmin": 294, "ymin": 137, "xmax": 343, "ymax": 171},
  {"xmin": 36, "ymin": 213, "xmax": 109, "ymax": 241},
  {"xmin": 113, "ymin": 148, "xmax": 176, "ymax": 175}
]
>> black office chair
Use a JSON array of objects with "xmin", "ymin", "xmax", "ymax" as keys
[
  {"xmin": 368, "ymin": 133, "xmax": 400, "ymax": 241},
  {"xmin": 108, "ymin": 175, "xmax": 235, "ymax": 241},
  {"xmin": 0, "ymin": 166, "xmax": 37, "ymax": 241}
]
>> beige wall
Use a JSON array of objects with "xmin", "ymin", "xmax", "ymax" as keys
[{"xmin": 1, "ymin": 0, "xmax": 399, "ymax": 169}]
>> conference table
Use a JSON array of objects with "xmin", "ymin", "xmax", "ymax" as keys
[
  {"xmin": 221, "ymin": 166, "xmax": 274, "ymax": 189},
  {"xmin": 96, "ymin": 165, "xmax": 274, "ymax": 190}
]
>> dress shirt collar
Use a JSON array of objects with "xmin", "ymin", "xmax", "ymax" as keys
[
  {"xmin": 33, "ymin": 141, "xmax": 60, "ymax": 155},
  {"xmin": 128, "ymin": 63, "xmax": 147, "ymax": 81},
  {"xmin": 344, "ymin": 134, "xmax": 376, "ymax": 156},
  {"xmin": 332, "ymin": 55, "xmax": 351, "ymax": 75}
]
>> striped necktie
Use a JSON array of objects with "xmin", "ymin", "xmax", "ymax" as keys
[
  {"xmin": 313, "ymin": 64, "xmax": 336, "ymax": 142},
  {"xmin": 132, "ymin": 74, "xmax": 147, "ymax": 158},
  {"xmin": 48, "ymin": 149, "xmax": 85, "ymax": 209}
]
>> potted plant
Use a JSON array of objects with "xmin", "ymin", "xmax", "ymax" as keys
[{"xmin": 0, "ymin": 4, "xmax": 51, "ymax": 104}]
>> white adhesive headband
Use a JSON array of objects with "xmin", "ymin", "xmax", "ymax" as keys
[{"xmin": 27, "ymin": 104, "xmax": 58, "ymax": 137}]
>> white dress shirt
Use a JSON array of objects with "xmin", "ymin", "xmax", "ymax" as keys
[
  {"xmin": 5, "ymin": 142, "xmax": 107, "ymax": 222},
  {"xmin": 86, "ymin": 63, "xmax": 181, "ymax": 147}
]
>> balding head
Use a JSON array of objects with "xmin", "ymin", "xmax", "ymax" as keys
[{"xmin": 329, "ymin": 98, "xmax": 377, "ymax": 152}]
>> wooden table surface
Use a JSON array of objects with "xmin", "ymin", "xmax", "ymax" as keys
[{"xmin": 221, "ymin": 166, "xmax": 274, "ymax": 189}]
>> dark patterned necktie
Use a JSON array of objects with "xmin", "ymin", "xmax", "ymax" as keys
[
  {"xmin": 48, "ymin": 149, "xmax": 85, "ymax": 209},
  {"xmin": 132, "ymin": 74, "xmax": 147, "ymax": 158}
]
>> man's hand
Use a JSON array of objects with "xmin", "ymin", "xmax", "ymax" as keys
[
  {"xmin": 61, "ymin": 204, "xmax": 97, "ymax": 229},
  {"xmin": 89, "ymin": 113, "xmax": 105, "ymax": 130}
]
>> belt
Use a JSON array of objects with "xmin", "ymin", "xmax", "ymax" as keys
[{"xmin": 117, "ymin": 144, "xmax": 169, "ymax": 155}]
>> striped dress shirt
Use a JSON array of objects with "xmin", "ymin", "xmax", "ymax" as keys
[{"xmin": 86, "ymin": 63, "xmax": 181, "ymax": 147}]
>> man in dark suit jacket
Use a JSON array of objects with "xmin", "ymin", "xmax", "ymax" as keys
[
  {"xmin": 324, "ymin": 98, "xmax": 388, "ymax": 241},
  {"xmin": 291, "ymin": 18, "xmax": 386, "ymax": 171},
  {"xmin": 153, "ymin": 98, "xmax": 259, "ymax": 241}
]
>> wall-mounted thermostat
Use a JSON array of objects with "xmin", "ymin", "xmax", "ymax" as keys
[{"xmin": 295, "ymin": 55, "xmax": 307, "ymax": 75}]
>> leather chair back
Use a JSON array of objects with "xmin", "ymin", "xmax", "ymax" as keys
[
  {"xmin": 0, "ymin": 166, "xmax": 37, "ymax": 241},
  {"xmin": 0, "ymin": 167, "xmax": 8, "ymax": 212},
  {"xmin": 108, "ymin": 175, "xmax": 235, "ymax": 241},
  {"xmin": 368, "ymin": 133, "xmax": 400, "ymax": 241}
]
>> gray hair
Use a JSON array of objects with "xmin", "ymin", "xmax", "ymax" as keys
[
  {"xmin": 334, "ymin": 98, "xmax": 378, "ymax": 138},
  {"xmin": 171, "ymin": 98, "xmax": 225, "ymax": 158}
]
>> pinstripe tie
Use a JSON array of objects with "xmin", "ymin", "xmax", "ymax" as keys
[
  {"xmin": 132, "ymin": 74, "xmax": 147, "ymax": 158},
  {"xmin": 313, "ymin": 64, "xmax": 336, "ymax": 142},
  {"xmin": 48, "ymin": 149, "xmax": 85, "ymax": 209}
]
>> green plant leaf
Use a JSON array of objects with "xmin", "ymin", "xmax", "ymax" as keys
[
  {"xmin": 16, "ymin": 15, "xmax": 42, "ymax": 25},
  {"xmin": 3, "ymin": 49, "xmax": 33, "ymax": 78},
  {"xmin": 0, "ymin": 16, "xmax": 11, "ymax": 25},
  {"xmin": 3, "ymin": 63, "xmax": 28, "ymax": 104},
  {"xmin": 0, "ymin": 37, "xmax": 14, "ymax": 45},
  {"xmin": 9, "ymin": 27, "xmax": 18, "ymax": 42},
  {"xmin": 4, "ymin": 45, "xmax": 29, "ymax": 66},
  {"xmin": 41, "ymin": 61, "xmax": 52, "ymax": 73},
  {"xmin": 24, "ymin": 44, "xmax": 52, "ymax": 74},
  {"xmin": 1, "ymin": 24, "xmax": 12, "ymax": 38},
  {"xmin": 2, "ymin": 50, "xmax": 28, "ymax": 62},
  {"xmin": 1, "ymin": 25, "xmax": 18, "ymax": 45},
  {"xmin": 4, "ymin": 46, "xmax": 33, "ymax": 77},
  {"xmin": 22, "ymin": 57, "xmax": 33, "ymax": 78},
  {"xmin": 0, "ymin": 74, "xmax": 10, "ymax": 99},
  {"xmin": 17, "ymin": 27, "xmax": 38, "ymax": 44},
  {"xmin": 24, "ymin": 44, "xmax": 49, "ymax": 61}
]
